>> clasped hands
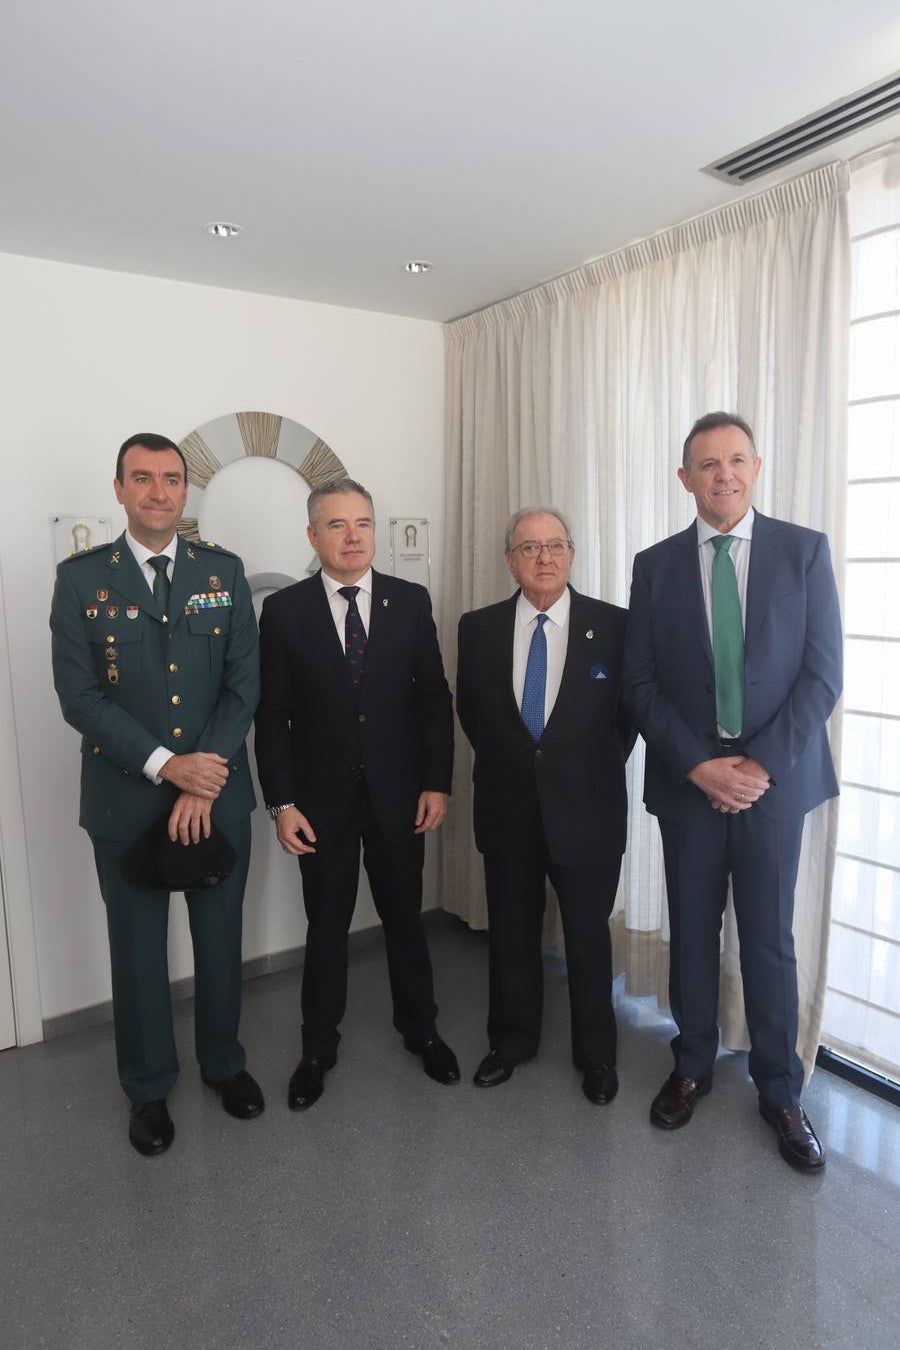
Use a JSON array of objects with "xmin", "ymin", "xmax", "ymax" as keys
[
  {"xmin": 159, "ymin": 751, "xmax": 230, "ymax": 845},
  {"xmin": 688, "ymin": 755, "xmax": 771, "ymax": 814}
]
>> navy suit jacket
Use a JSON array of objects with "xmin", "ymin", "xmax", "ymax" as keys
[
  {"xmin": 456, "ymin": 587, "xmax": 633, "ymax": 866},
  {"xmin": 622, "ymin": 513, "xmax": 842, "ymax": 823},
  {"xmin": 254, "ymin": 569, "xmax": 453, "ymax": 845}
]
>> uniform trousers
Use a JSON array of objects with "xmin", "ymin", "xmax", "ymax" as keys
[
  {"xmin": 483, "ymin": 811, "xmax": 622, "ymax": 1070},
  {"xmin": 297, "ymin": 779, "xmax": 438, "ymax": 1064},
  {"xmin": 91, "ymin": 814, "xmax": 250, "ymax": 1105},
  {"xmin": 658, "ymin": 807, "xmax": 805, "ymax": 1109}
]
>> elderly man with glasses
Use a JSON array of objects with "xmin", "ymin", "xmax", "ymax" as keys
[{"xmin": 456, "ymin": 507, "xmax": 634, "ymax": 1102}]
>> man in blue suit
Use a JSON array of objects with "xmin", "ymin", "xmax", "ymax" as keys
[{"xmin": 623, "ymin": 412, "xmax": 842, "ymax": 1172}]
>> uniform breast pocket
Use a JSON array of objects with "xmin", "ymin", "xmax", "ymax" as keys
[
  {"xmin": 86, "ymin": 621, "xmax": 144, "ymax": 687},
  {"xmin": 187, "ymin": 609, "xmax": 231, "ymax": 675}
]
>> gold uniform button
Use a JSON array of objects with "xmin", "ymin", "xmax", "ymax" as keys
[
  {"xmin": 213, "ymin": 626, "xmax": 222, "ymax": 636},
  {"xmin": 106, "ymin": 634, "xmax": 115, "ymax": 643},
  {"xmin": 169, "ymin": 663, "xmax": 178, "ymax": 673},
  {"xmin": 171, "ymin": 694, "xmax": 181, "ymax": 706},
  {"xmin": 92, "ymin": 746, "xmax": 101, "ymax": 756},
  {"xmin": 162, "ymin": 615, "xmax": 168, "ymax": 625},
  {"xmin": 172, "ymin": 727, "xmax": 183, "ymax": 738}
]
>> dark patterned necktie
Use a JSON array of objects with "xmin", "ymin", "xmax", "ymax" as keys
[
  {"xmin": 148, "ymin": 554, "xmax": 170, "ymax": 617},
  {"xmin": 521, "ymin": 613, "xmax": 548, "ymax": 741},
  {"xmin": 338, "ymin": 585, "xmax": 367, "ymax": 686}
]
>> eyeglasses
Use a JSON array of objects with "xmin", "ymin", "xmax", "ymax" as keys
[{"xmin": 511, "ymin": 539, "xmax": 571, "ymax": 558}]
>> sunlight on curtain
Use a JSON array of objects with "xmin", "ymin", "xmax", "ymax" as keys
[
  {"xmin": 441, "ymin": 163, "xmax": 849, "ymax": 1076},
  {"xmin": 822, "ymin": 143, "xmax": 900, "ymax": 1081}
]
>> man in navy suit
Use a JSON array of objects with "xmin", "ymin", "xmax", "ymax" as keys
[
  {"xmin": 457, "ymin": 508, "xmax": 633, "ymax": 1103},
  {"xmin": 623, "ymin": 412, "xmax": 842, "ymax": 1171},
  {"xmin": 254, "ymin": 478, "xmax": 459, "ymax": 1110}
]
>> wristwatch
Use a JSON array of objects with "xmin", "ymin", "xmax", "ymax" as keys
[{"xmin": 267, "ymin": 803, "xmax": 295, "ymax": 820}]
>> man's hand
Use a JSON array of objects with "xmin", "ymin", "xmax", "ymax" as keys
[
  {"xmin": 414, "ymin": 791, "xmax": 449, "ymax": 834},
  {"xmin": 275, "ymin": 806, "xmax": 318, "ymax": 856},
  {"xmin": 688, "ymin": 756, "xmax": 771, "ymax": 814},
  {"xmin": 159, "ymin": 752, "xmax": 229, "ymax": 798},
  {"xmin": 168, "ymin": 792, "xmax": 213, "ymax": 844}
]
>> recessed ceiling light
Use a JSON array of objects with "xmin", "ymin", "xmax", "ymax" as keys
[
  {"xmin": 402, "ymin": 260, "xmax": 432, "ymax": 275},
  {"xmin": 206, "ymin": 222, "xmax": 242, "ymax": 239}
]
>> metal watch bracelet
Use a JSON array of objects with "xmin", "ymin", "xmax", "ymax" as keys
[{"xmin": 267, "ymin": 803, "xmax": 295, "ymax": 821}]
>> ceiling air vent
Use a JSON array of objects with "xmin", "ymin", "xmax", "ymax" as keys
[{"xmin": 703, "ymin": 71, "xmax": 900, "ymax": 184}]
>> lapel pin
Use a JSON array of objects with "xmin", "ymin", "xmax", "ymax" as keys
[
  {"xmin": 209, "ymin": 575, "xmax": 221, "ymax": 590},
  {"xmin": 107, "ymin": 604, "xmax": 119, "ymax": 619},
  {"xmin": 383, "ymin": 598, "xmax": 389, "ymax": 607},
  {"xmin": 85, "ymin": 606, "xmax": 98, "ymax": 619},
  {"xmin": 586, "ymin": 629, "xmax": 594, "ymax": 639},
  {"xmin": 97, "ymin": 588, "xmax": 109, "ymax": 601},
  {"xmin": 126, "ymin": 605, "xmax": 139, "ymax": 620},
  {"xmin": 110, "ymin": 552, "xmax": 120, "ymax": 565},
  {"xmin": 187, "ymin": 547, "xmax": 197, "ymax": 560}
]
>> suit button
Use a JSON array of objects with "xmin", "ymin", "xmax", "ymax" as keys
[
  {"xmin": 359, "ymin": 713, "xmax": 366, "ymax": 723},
  {"xmin": 169, "ymin": 663, "xmax": 178, "ymax": 673},
  {"xmin": 171, "ymin": 695, "xmax": 181, "ymax": 706},
  {"xmin": 213, "ymin": 626, "xmax": 222, "ymax": 636},
  {"xmin": 172, "ymin": 727, "xmax": 183, "ymax": 738},
  {"xmin": 535, "ymin": 749, "xmax": 543, "ymax": 757}
]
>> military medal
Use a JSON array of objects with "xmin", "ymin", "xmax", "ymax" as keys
[
  {"xmin": 209, "ymin": 575, "xmax": 221, "ymax": 590},
  {"xmin": 106, "ymin": 647, "xmax": 118, "ymax": 659},
  {"xmin": 126, "ymin": 605, "xmax": 139, "ymax": 620},
  {"xmin": 85, "ymin": 606, "xmax": 98, "ymax": 619},
  {"xmin": 97, "ymin": 588, "xmax": 109, "ymax": 602},
  {"xmin": 107, "ymin": 604, "xmax": 119, "ymax": 619},
  {"xmin": 107, "ymin": 666, "xmax": 119, "ymax": 685}
]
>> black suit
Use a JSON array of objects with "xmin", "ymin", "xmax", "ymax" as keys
[
  {"xmin": 456, "ymin": 587, "xmax": 632, "ymax": 1069},
  {"xmin": 255, "ymin": 569, "xmax": 454, "ymax": 1062}
]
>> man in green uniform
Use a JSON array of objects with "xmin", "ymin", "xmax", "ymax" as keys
[{"xmin": 50, "ymin": 433, "xmax": 264, "ymax": 1156}]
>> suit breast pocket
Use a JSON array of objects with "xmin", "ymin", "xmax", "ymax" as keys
[{"xmin": 186, "ymin": 609, "xmax": 231, "ymax": 675}]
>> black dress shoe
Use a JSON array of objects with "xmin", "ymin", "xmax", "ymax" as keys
[
  {"xmin": 759, "ymin": 1099, "xmax": 825, "ymax": 1173},
  {"xmin": 473, "ymin": 1049, "xmax": 515, "ymax": 1088},
  {"xmin": 288, "ymin": 1057, "xmax": 326, "ymax": 1112},
  {"xmin": 202, "ymin": 1068, "xmax": 265, "ymax": 1120},
  {"xmin": 404, "ymin": 1034, "xmax": 461, "ymax": 1085},
  {"xmin": 129, "ymin": 1100, "xmax": 174, "ymax": 1157},
  {"xmin": 582, "ymin": 1064, "xmax": 619, "ymax": 1105},
  {"xmin": 650, "ymin": 1071, "xmax": 713, "ymax": 1129}
]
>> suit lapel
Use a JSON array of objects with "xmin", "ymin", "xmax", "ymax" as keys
[
  {"xmin": 104, "ymin": 533, "xmax": 159, "ymax": 622},
  {"xmin": 676, "ymin": 524, "xmax": 713, "ymax": 669},
  {"xmin": 744, "ymin": 511, "xmax": 776, "ymax": 654}
]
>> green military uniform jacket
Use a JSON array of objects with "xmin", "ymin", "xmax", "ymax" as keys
[{"xmin": 51, "ymin": 532, "xmax": 259, "ymax": 840}]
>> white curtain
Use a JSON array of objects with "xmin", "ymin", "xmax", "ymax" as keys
[{"xmin": 441, "ymin": 162, "xmax": 850, "ymax": 1077}]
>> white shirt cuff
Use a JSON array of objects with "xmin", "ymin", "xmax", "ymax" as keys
[{"xmin": 143, "ymin": 747, "xmax": 174, "ymax": 784}]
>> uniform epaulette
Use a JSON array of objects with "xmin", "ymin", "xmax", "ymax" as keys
[
  {"xmin": 59, "ymin": 541, "xmax": 111, "ymax": 564},
  {"xmin": 196, "ymin": 540, "xmax": 233, "ymax": 554}
]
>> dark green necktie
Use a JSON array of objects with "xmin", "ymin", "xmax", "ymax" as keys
[
  {"xmin": 711, "ymin": 535, "xmax": 744, "ymax": 736},
  {"xmin": 148, "ymin": 554, "xmax": 170, "ymax": 617}
]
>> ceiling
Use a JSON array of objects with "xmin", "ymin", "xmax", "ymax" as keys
[{"xmin": 2, "ymin": 1, "xmax": 900, "ymax": 323}]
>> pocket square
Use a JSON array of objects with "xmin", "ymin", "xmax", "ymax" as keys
[{"xmin": 589, "ymin": 662, "xmax": 609, "ymax": 680}]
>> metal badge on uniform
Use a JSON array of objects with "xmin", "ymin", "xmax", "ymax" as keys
[
  {"xmin": 107, "ymin": 665, "xmax": 119, "ymax": 685},
  {"xmin": 110, "ymin": 552, "xmax": 121, "ymax": 565},
  {"xmin": 105, "ymin": 646, "xmax": 118, "ymax": 659},
  {"xmin": 209, "ymin": 575, "xmax": 221, "ymax": 590},
  {"xmin": 187, "ymin": 547, "xmax": 197, "ymax": 560},
  {"xmin": 85, "ymin": 606, "xmax": 98, "ymax": 619},
  {"xmin": 126, "ymin": 605, "xmax": 139, "ymax": 620},
  {"xmin": 97, "ymin": 588, "xmax": 109, "ymax": 602},
  {"xmin": 106, "ymin": 604, "xmax": 118, "ymax": 619}
]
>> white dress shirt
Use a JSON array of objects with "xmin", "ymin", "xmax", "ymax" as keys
[
  {"xmin": 321, "ymin": 567, "xmax": 373, "ymax": 646},
  {"xmin": 124, "ymin": 531, "xmax": 179, "ymax": 783},
  {"xmin": 512, "ymin": 587, "xmax": 570, "ymax": 727}
]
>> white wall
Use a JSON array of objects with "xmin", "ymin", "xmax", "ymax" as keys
[{"xmin": 0, "ymin": 251, "xmax": 446, "ymax": 1024}]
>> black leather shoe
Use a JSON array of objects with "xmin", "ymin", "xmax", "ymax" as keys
[
  {"xmin": 404, "ymin": 1034, "xmax": 461, "ymax": 1085},
  {"xmin": 129, "ymin": 1099, "xmax": 174, "ymax": 1157},
  {"xmin": 473, "ymin": 1049, "xmax": 515, "ymax": 1088},
  {"xmin": 650, "ymin": 1071, "xmax": 713, "ymax": 1129},
  {"xmin": 582, "ymin": 1064, "xmax": 619, "ymax": 1105},
  {"xmin": 759, "ymin": 1099, "xmax": 825, "ymax": 1173},
  {"xmin": 202, "ymin": 1068, "xmax": 265, "ymax": 1120},
  {"xmin": 288, "ymin": 1057, "xmax": 325, "ymax": 1112}
]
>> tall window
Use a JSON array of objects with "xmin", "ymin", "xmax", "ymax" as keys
[{"xmin": 822, "ymin": 145, "xmax": 900, "ymax": 1082}]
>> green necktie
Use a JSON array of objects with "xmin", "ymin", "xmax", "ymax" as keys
[
  {"xmin": 148, "ymin": 554, "xmax": 170, "ymax": 617},
  {"xmin": 711, "ymin": 534, "xmax": 744, "ymax": 737}
]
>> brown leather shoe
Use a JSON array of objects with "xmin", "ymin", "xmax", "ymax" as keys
[
  {"xmin": 759, "ymin": 1100, "xmax": 825, "ymax": 1172},
  {"xmin": 650, "ymin": 1071, "xmax": 713, "ymax": 1129}
]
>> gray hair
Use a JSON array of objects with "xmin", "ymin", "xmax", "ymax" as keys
[
  {"xmin": 682, "ymin": 412, "xmax": 757, "ymax": 468},
  {"xmin": 307, "ymin": 476, "xmax": 375, "ymax": 526},
  {"xmin": 504, "ymin": 506, "xmax": 574, "ymax": 554}
]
